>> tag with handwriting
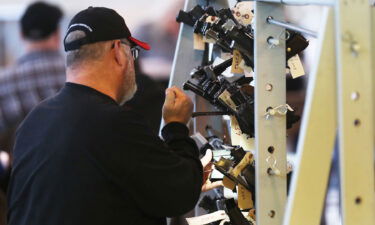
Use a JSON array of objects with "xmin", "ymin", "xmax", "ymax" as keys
[
  {"xmin": 238, "ymin": 184, "xmax": 254, "ymax": 210},
  {"xmin": 287, "ymin": 54, "xmax": 305, "ymax": 78},
  {"xmin": 218, "ymin": 90, "xmax": 237, "ymax": 111},
  {"xmin": 193, "ymin": 33, "xmax": 205, "ymax": 50},
  {"xmin": 223, "ymin": 176, "xmax": 236, "ymax": 190},
  {"xmin": 231, "ymin": 50, "xmax": 245, "ymax": 74}
]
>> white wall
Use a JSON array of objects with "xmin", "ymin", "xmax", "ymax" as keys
[
  {"xmin": 0, "ymin": 0, "xmax": 176, "ymax": 29},
  {"xmin": 0, "ymin": 0, "xmax": 178, "ymax": 66}
]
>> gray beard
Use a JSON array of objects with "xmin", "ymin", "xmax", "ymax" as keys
[
  {"xmin": 119, "ymin": 83, "xmax": 137, "ymax": 106},
  {"xmin": 119, "ymin": 61, "xmax": 137, "ymax": 106}
]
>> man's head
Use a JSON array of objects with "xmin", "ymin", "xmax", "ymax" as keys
[
  {"xmin": 21, "ymin": 1, "xmax": 63, "ymax": 49},
  {"xmin": 64, "ymin": 7, "xmax": 150, "ymax": 105}
]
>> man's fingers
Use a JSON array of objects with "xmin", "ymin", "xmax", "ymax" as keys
[
  {"xmin": 164, "ymin": 88, "xmax": 175, "ymax": 106},
  {"xmin": 170, "ymin": 86, "xmax": 187, "ymax": 98}
]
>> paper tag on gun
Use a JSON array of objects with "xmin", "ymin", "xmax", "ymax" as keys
[
  {"xmin": 218, "ymin": 90, "xmax": 237, "ymax": 111},
  {"xmin": 238, "ymin": 184, "xmax": 254, "ymax": 210},
  {"xmin": 193, "ymin": 33, "xmax": 205, "ymax": 50},
  {"xmin": 231, "ymin": 50, "xmax": 245, "ymax": 74},
  {"xmin": 287, "ymin": 54, "xmax": 305, "ymax": 79}
]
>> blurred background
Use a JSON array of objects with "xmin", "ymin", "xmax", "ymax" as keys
[{"xmin": 0, "ymin": 0, "xmax": 182, "ymax": 74}]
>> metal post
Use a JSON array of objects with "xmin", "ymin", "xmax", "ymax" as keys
[
  {"xmin": 282, "ymin": 8, "xmax": 337, "ymax": 225},
  {"xmin": 335, "ymin": 0, "xmax": 375, "ymax": 224},
  {"xmin": 254, "ymin": 2, "xmax": 287, "ymax": 225},
  {"xmin": 266, "ymin": 17, "xmax": 318, "ymax": 38}
]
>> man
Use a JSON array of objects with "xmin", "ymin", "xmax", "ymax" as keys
[
  {"xmin": 0, "ymin": 1, "xmax": 65, "ymax": 153},
  {"xmin": 7, "ymin": 6, "xmax": 204, "ymax": 225}
]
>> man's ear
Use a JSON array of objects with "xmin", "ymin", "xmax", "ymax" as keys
[{"xmin": 113, "ymin": 40, "xmax": 126, "ymax": 67}]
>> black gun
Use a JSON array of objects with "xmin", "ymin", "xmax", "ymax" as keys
[
  {"xmin": 224, "ymin": 198, "xmax": 254, "ymax": 225},
  {"xmin": 184, "ymin": 59, "xmax": 300, "ymax": 136},
  {"xmin": 177, "ymin": 5, "xmax": 309, "ymax": 68}
]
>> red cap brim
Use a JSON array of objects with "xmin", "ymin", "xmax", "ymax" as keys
[{"xmin": 128, "ymin": 36, "xmax": 151, "ymax": 50}]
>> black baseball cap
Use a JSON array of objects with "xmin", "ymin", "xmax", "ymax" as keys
[
  {"xmin": 64, "ymin": 7, "xmax": 151, "ymax": 52},
  {"xmin": 21, "ymin": 1, "xmax": 63, "ymax": 40}
]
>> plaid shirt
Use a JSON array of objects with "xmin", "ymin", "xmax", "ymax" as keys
[{"xmin": 0, "ymin": 50, "xmax": 65, "ymax": 143}]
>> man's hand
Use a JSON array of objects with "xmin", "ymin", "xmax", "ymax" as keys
[
  {"xmin": 200, "ymin": 149, "xmax": 223, "ymax": 192},
  {"xmin": 162, "ymin": 86, "xmax": 193, "ymax": 125}
]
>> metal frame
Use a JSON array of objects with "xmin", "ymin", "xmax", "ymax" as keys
[
  {"xmin": 254, "ymin": 2, "xmax": 287, "ymax": 225},
  {"xmin": 252, "ymin": 1, "xmax": 374, "ymax": 225},
  {"xmin": 283, "ymin": 8, "xmax": 337, "ymax": 225},
  {"xmin": 167, "ymin": 0, "xmax": 375, "ymax": 225},
  {"xmin": 335, "ymin": 1, "xmax": 375, "ymax": 225}
]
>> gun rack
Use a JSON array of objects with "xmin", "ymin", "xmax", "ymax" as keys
[{"xmin": 165, "ymin": 0, "xmax": 375, "ymax": 225}]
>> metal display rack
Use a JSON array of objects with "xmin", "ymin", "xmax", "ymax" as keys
[{"xmin": 166, "ymin": 0, "xmax": 375, "ymax": 224}]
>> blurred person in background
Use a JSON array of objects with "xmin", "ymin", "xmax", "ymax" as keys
[
  {"xmin": 134, "ymin": 0, "xmax": 183, "ymax": 88},
  {"xmin": 0, "ymin": 2, "xmax": 64, "ymax": 224},
  {"xmin": 0, "ymin": 1, "xmax": 65, "ymax": 157},
  {"xmin": 127, "ymin": 0, "xmax": 184, "ymax": 134}
]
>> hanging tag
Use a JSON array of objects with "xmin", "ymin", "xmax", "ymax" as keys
[
  {"xmin": 240, "ymin": 136, "xmax": 255, "ymax": 151},
  {"xmin": 230, "ymin": 116, "xmax": 242, "ymax": 138},
  {"xmin": 237, "ymin": 184, "xmax": 254, "ymax": 210},
  {"xmin": 218, "ymin": 90, "xmax": 237, "ymax": 111},
  {"xmin": 222, "ymin": 176, "xmax": 236, "ymax": 190},
  {"xmin": 186, "ymin": 210, "xmax": 227, "ymax": 225},
  {"xmin": 231, "ymin": 152, "xmax": 254, "ymax": 177},
  {"xmin": 193, "ymin": 33, "xmax": 205, "ymax": 50},
  {"xmin": 287, "ymin": 54, "xmax": 305, "ymax": 78},
  {"xmin": 231, "ymin": 50, "xmax": 245, "ymax": 74}
]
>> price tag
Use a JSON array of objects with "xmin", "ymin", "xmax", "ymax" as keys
[
  {"xmin": 193, "ymin": 33, "xmax": 205, "ymax": 50},
  {"xmin": 231, "ymin": 50, "xmax": 245, "ymax": 74},
  {"xmin": 218, "ymin": 90, "xmax": 237, "ymax": 111},
  {"xmin": 223, "ymin": 176, "xmax": 236, "ymax": 191},
  {"xmin": 238, "ymin": 184, "xmax": 254, "ymax": 210},
  {"xmin": 287, "ymin": 54, "xmax": 305, "ymax": 78}
]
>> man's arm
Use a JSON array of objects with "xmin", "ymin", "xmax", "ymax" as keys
[{"xmin": 92, "ymin": 87, "xmax": 203, "ymax": 218}]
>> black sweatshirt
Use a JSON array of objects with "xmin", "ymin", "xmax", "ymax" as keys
[{"xmin": 7, "ymin": 83, "xmax": 203, "ymax": 225}]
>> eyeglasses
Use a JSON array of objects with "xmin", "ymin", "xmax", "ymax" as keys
[{"xmin": 120, "ymin": 40, "xmax": 140, "ymax": 60}]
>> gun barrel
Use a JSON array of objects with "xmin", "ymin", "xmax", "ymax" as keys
[{"xmin": 213, "ymin": 58, "xmax": 233, "ymax": 75}]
